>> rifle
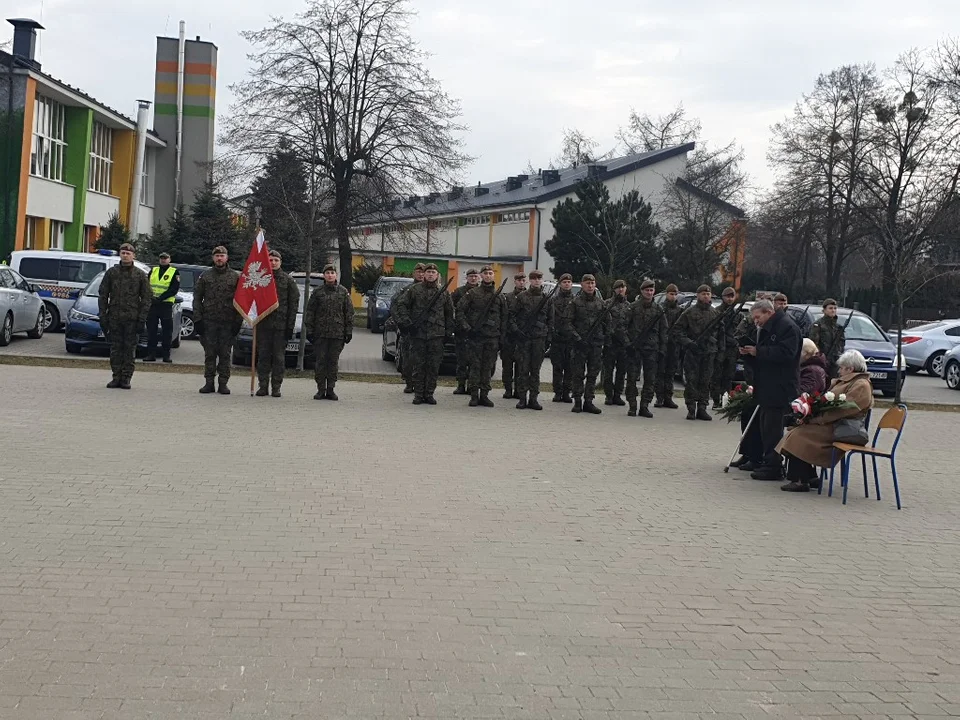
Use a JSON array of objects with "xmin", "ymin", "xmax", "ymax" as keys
[
  {"xmin": 404, "ymin": 276, "xmax": 454, "ymax": 333},
  {"xmin": 821, "ymin": 310, "xmax": 854, "ymax": 362},
  {"xmin": 517, "ymin": 283, "xmax": 560, "ymax": 338},
  {"xmin": 631, "ymin": 302, "xmax": 666, "ymax": 348},
  {"xmin": 574, "ymin": 295, "xmax": 613, "ymax": 346},
  {"xmin": 688, "ymin": 299, "xmax": 747, "ymax": 350},
  {"xmin": 466, "ymin": 278, "xmax": 509, "ymax": 337}
]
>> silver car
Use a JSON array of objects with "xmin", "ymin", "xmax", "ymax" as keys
[
  {"xmin": 943, "ymin": 345, "xmax": 960, "ymax": 391},
  {"xmin": 0, "ymin": 266, "xmax": 46, "ymax": 346},
  {"xmin": 899, "ymin": 320, "xmax": 960, "ymax": 377}
]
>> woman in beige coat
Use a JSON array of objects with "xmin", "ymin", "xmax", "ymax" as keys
[{"xmin": 777, "ymin": 350, "xmax": 874, "ymax": 492}]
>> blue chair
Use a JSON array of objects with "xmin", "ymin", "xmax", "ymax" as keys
[
  {"xmin": 818, "ymin": 409, "xmax": 872, "ymax": 494},
  {"xmin": 829, "ymin": 404, "xmax": 907, "ymax": 509}
]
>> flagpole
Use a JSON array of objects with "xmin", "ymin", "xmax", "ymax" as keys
[{"xmin": 250, "ymin": 205, "xmax": 262, "ymax": 397}]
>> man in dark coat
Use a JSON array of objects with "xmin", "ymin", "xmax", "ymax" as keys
[
  {"xmin": 741, "ymin": 298, "xmax": 802, "ymax": 481},
  {"xmin": 255, "ymin": 250, "xmax": 300, "ymax": 397}
]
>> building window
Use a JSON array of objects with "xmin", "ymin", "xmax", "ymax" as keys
[
  {"xmin": 88, "ymin": 122, "xmax": 114, "ymax": 194},
  {"xmin": 31, "ymin": 94, "xmax": 67, "ymax": 182},
  {"xmin": 25, "ymin": 217, "xmax": 40, "ymax": 249},
  {"xmin": 50, "ymin": 221, "xmax": 66, "ymax": 250}
]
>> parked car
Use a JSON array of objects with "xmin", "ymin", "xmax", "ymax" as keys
[
  {"xmin": 64, "ymin": 271, "xmax": 183, "ymax": 355},
  {"xmin": 232, "ymin": 279, "xmax": 321, "ymax": 367},
  {"xmin": 943, "ymin": 345, "xmax": 960, "ymax": 390},
  {"xmin": 381, "ymin": 315, "xmax": 457, "ymax": 372},
  {"xmin": 10, "ymin": 249, "xmax": 142, "ymax": 331},
  {"xmin": 366, "ymin": 276, "xmax": 414, "ymax": 333},
  {"xmin": 896, "ymin": 320, "xmax": 960, "ymax": 377},
  {"xmin": 170, "ymin": 264, "xmax": 210, "ymax": 340},
  {"xmin": 0, "ymin": 266, "xmax": 46, "ymax": 346}
]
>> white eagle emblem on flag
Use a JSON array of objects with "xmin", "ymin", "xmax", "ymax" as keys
[{"xmin": 242, "ymin": 262, "xmax": 273, "ymax": 290}]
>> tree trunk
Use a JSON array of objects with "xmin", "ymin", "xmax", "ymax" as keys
[{"xmin": 894, "ymin": 294, "xmax": 904, "ymax": 404}]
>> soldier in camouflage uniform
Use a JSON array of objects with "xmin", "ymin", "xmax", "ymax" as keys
[
  {"xmin": 458, "ymin": 265, "xmax": 506, "ymax": 408},
  {"xmin": 808, "ymin": 298, "xmax": 845, "ymax": 378},
  {"xmin": 304, "ymin": 264, "xmax": 353, "ymax": 400},
  {"xmin": 675, "ymin": 284, "xmax": 719, "ymax": 421},
  {"xmin": 500, "ymin": 272, "xmax": 527, "ymax": 399},
  {"xmin": 625, "ymin": 279, "xmax": 667, "ymax": 418},
  {"xmin": 711, "ymin": 287, "xmax": 740, "ymax": 410},
  {"xmin": 564, "ymin": 273, "xmax": 608, "ymax": 414},
  {"xmin": 450, "ymin": 268, "xmax": 479, "ymax": 394},
  {"xmin": 601, "ymin": 280, "xmax": 631, "ymax": 406},
  {"xmin": 391, "ymin": 263, "xmax": 425, "ymax": 393},
  {"xmin": 654, "ymin": 283, "xmax": 682, "ymax": 409},
  {"xmin": 509, "ymin": 270, "xmax": 551, "ymax": 411},
  {"xmin": 98, "ymin": 242, "xmax": 151, "ymax": 389},
  {"xmin": 549, "ymin": 273, "xmax": 576, "ymax": 403},
  {"xmin": 392, "ymin": 263, "xmax": 454, "ymax": 405},
  {"xmin": 255, "ymin": 250, "xmax": 301, "ymax": 398},
  {"xmin": 735, "ymin": 302, "xmax": 760, "ymax": 386},
  {"xmin": 194, "ymin": 245, "xmax": 241, "ymax": 395}
]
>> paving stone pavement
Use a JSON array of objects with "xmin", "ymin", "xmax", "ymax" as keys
[{"xmin": 1, "ymin": 364, "xmax": 959, "ymax": 720}]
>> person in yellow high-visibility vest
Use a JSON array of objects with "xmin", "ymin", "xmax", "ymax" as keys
[{"xmin": 144, "ymin": 252, "xmax": 180, "ymax": 363}]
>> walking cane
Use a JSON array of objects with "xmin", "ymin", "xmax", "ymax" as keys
[{"xmin": 724, "ymin": 405, "xmax": 759, "ymax": 473}]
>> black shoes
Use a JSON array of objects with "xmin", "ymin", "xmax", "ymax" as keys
[
  {"xmin": 781, "ymin": 480, "xmax": 810, "ymax": 492},
  {"xmin": 638, "ymin": 404, "xmax": 653, "ymax": 418},
  {"xmin": 561, "ymin": 391, "xmax": 573, "ymax": 404},
  {"xmin": 572, "ymin": 398, "xmax": 583, "ymax": 413},
  {"xmin": 582, "ymin": 400, "xmax": 602, "ymax": 415},
  {"xmin": 199, "ymin": 380, "xmax": 215, "ymax": 394},
  {"xmin": 217, "ymin": 383, "xmax": 231, "ymax": 395},
  {"xmin": 469, "ymin": 390, "xmax": 480, "ymax": 407},
  {"xmin": 424, "ymin": 395, "xmax": 437, "ymax": 405},
  {"xmin": 751, "ymin": 464, "xmax": 784, "ymax": 481},
  {"xmin": 314, "ymin": 391, "xmax": 324, "ymax": 400},
  {"xmin": 256, "ymin": 384, "xmax": 269, "ymax": 397},
  {"xmin": 663, "ymin": 398, "xmax": 679, "ymax": 409},
  {"xmin": 478, "ymin": 392, "xmax": 494, "ymax": 408},
  {"xmin": 695, "ymin": 404, "xmax": 713, "ymax": 421},
  {"xmin": 453, "ymin": 383, "xmax": 468, "ymax": 395},
  {"xmin": 612, "ymin": 395, "xmax": 626, "ymax": 406},
  {"xmin": 686, "ymin": 404, "xmax": 697, "ymax": 420},
  {"xmin": 107, "ymin": 378, "xmax": 121, "ymax": 389},
  {"xmin": 326, "ymin": 388, "xmax": 339, "ymax": 401},
  {"xmin": 627, "ymin": 401, "xmax": 638, "ymax": 417},
  {"xmin": 528, "ymin": 395, "xmax": 543, "ymax": 411}
]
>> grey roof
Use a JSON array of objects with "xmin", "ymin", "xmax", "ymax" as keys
[
  {"xmin": 361, "ymin": 143, "xmax": 695, "ymax": 223},
  {"xmin": 674, "ymin": 177, "xmax": 745, "ymax": 218}
]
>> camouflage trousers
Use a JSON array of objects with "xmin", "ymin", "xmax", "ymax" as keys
[
  {"xmin": 201, "ymin": 322, "xmax": 237, "ymax": 382},
  {"xmin": 400, "ymin": 334, "xmax": 413, "ymax": 384},
  {"xmin": 455, "ymin": 336, "xmax": 471, "ymax": 384},
  {"xmin": 682, "ymin": 349, "xmax": 715, "ymax": 404},
  {"xmin": 468, "ymin": 337, "xmax": 499, "ymax": 392},
  {"xmin": 571, "ymin": 344, "xmax": 603, "ymax": 400},
  {"xmin": 314, "ymin": 338, "xmax": 345, "ymax": 389},
  {"xmin": 626, "ymin": 348, "xmax": 659, "ymax": 405},
  {"xmin": 550, "ymin": 341, "xmax": 573, "ymax": 395},
  {"xmin": 711, "ymin": 347, "xmax": 739, "ymax": 404},
  {"xmin": 409, "ymin": 337, "xmax": 445, "ymax": 397},
  {"xmin": 107, "ymin": 320, "xmax": 139, "ymax": 382},
  {"xmin": 256, "ymin": 327, "xmax": 288, "ymax": 386},
  {"xmin": 515, "ymin": 338, "xmax": 546, "ymax": 396},
  {"xmin": 500, "ymin": 342, "xmax": 518, "ymax": 390},
  {"xmin": 602, "ymin": 343, "xmax": 629, "ymax": 398},
  {"xmin": 656, "ymin": 341, "xmax": 680, "ymax": 403}
]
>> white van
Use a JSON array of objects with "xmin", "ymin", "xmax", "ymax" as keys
[{"xmin": 10, "ymin": 249, "xmax": 150, "ymax": 330}]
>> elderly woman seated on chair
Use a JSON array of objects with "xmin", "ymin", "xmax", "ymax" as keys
[{"xmin": 776, "ymin": 350, "xmax": 874, "ymax": 493}]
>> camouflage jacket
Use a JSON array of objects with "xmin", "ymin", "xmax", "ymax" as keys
[
  {"xmin": 509, "ymin": 287, "xmax": 553, "ymax": 340},
  {"xmin": 809, "ymin": 315, "xmax": 845, "ymax": 364},
  {"xmin": 258, "ymin": 269, "xmax": 300, "ymax": 334},
  {"xmin": 390, "ymin": 280, "xmax": 420, "ymax": 323},
  {"xmin": 450, "ymin": 282, "xmax": 475, "ymax": 309},
  {"xmin": 564, "ymin": 290, "xmax": 608, "ymax": 347},
  {"xmin": 392, "ymin": 280, "xmax": 454, "ymax": 340},
  {"xmin": 735, "ymin": 314, "xmax": 758, "ymax": 346},
  {"xmin": 604, "ymin": 294, "xmax": 633, "ymax": 346},
  {"xmin": 549, "ymin": 289, "xmax": 576, "ymax": 342},
  {"xmin": 457, "ymin": 282, "xmax": 506, "ymax": 340},
  {"xmin": 675, "ymin": 300, "xmax": 720, "ymax": 353},
  {"xmin": 662, "ymin": 299, "xmax": 684, "ymax": 342},
  {"xmin": 194, "ymin": 265, "xmax": 240, "ymax": 325},
  {"xmin": 717, "ymin": 301, "xmax": 740, "ymax": 354},
  {"xmin": 502, "ymin": 289, "xmax": 525, "ymax": 341},
  {"xmin": 628, "ymin": 298, "xmax": 667, "ymax": 353},
  {"xmin": 304, "ymin": 283, "xmax": 353, "ymax": 340},
  {"xmin": 98, "ymin": 263, "xmax": 151, "ymax": 325}
]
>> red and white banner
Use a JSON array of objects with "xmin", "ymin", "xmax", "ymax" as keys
[{"xmin": 233, "ymin": 229, "xmax": 279, "ymax": 326}]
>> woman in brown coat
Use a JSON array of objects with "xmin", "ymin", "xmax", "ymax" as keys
[{"xmin": 777, "ymin": 349, "xmax": 874, "ymax": 492}]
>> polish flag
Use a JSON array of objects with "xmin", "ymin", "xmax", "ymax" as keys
[{"xmin": 233, "ymin": 229, "xmax": 279, "ymax": 326}]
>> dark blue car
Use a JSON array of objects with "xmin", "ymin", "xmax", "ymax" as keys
[
  {"xmin": 64, "ymin": 271, "xmax": 182, "ymax": 355},
  {"xmin": 366, "ymin": 276, "xmax": 413, "ymax": 333}
]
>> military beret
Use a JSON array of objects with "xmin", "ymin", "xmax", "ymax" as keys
[
  {"xmin": 423, "ymin": 263, "xmax": 438, "ymax": 272},
  {"xmin": 268, "ymin": 249, "xmax": 281, "ymax": 259},
  {"xmin": 119, "ymin": 242, "xmax": 135, "ymax": 252},
  {"xmin": 212, "ymin": 245, "xmax": 228, "ymax": 255},
  {"xmin": 581, "ymin": 274, "xmax": 596, "ymax": 283},
  {"xmin": 158, "ymin": 251, "xmax": 170, "ymax": 259},
  {"xmin": 697, "ymin": 284, "xmax": 712, "ymax": 294},
  {"xmin": 559, "ymin": 273, "xmax": 573, "ymax": 282},
  {"xmin": 480, "ymin": 265, "xmax": 493, "ymax": 273},
  {"xmin": 665, "ymin": 283, "xmax": 678, "ymax": 293},
  {"xmin": 613, "ymin": 279, "xmax": 627, "ymax": 289},
  {"xmin": 414, "ymin": 263, "xmax": 426, "ymax": 272},
  {"xmin": 722, "ymin": 287, "xmax": 736, "ymax": 298},
  {"xmin": 822, "ymin": 297, "xmax": 838, "ymax": 308},
  {"xmin": 465, "ymin": 268, "xmax": 479, "ymax": 276},
  {"xmin": 323, "ymin": 263, "xmax": 337, "ymax": 273},
  {"xmin": 640, "ymin": 279, "xmax": 656, "ymax": 290},
  {"xmin": 529, "ymin": 270, "xmax": 543, "ymax": 279},
  {"xmin": 775, "ymin": 293, "xmax": 788, "ymax": 302},
  {"xmin": 514, "ymin": 273, "xmax": 527, "ymax": 280}
]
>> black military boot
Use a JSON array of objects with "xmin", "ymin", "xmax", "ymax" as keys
[
  {"xmin": 654, "ymin": 397, "xmax": 665, "ymax": 408},
  {"xmin": 572, "ymin": 397, "xmax": 583, "ymax": 413},
  {"xmin": 412, "ymin": 394, "xmax": 424, "ymax": 405},
  {"xmin": 638, "ymin": 403, "xmax": 654, "ymax": 419},
  {"xmin": 627, "ymin": 400, "xmax": 638, "ymax": 417},
  {"xmin": 552, "ymin": 392, "xmax": 564, "ymax": 403},
  {"xmin": 663, "ymin": 397, "xmax": 679, "ymax": 409},
  {"xmin": 162, "ymin": 352, "xmax": 172, "ymax": 364},
  {"xmin": 479, "ymin": 391, "xmax": 494, "ymax": 408},
  {"xmin": 271, "ymin": 381, "xmax": 282, "ymax": 398},
  {"xmin": 712, "ymin": 396, "xmax": 723, "ymax": 412},
  {"xmin": 199, "ymin": 379, "xmax": 215, "ymax": 394},
  {"xmin": 469, "ymin": 389, "xmax": 480, "ymax": 407},
  {"xmin": 453, "ymin": 381, "xmax": 468, "ymax": 395},
  {"xmin": 256, "ymin": 380, "xmax": 269, "ymax": 397},
  {"xmin": 561, "ymin": 390, "xmax": 573, "ymax": 404},
  {"xmin": 516, "ymin": 392, "xmax": 528, "ymax": 410},
  {"xmin": 696, "ymin": 403, "xmax": 713, "ymax": 421},
  {"xmin": 314, "ymin": 383, "xmax": 325, "ymax": 400},
  {"xmin": 503, "ymin": 383, "xmax": 513, "ymax": 400},
  {"xmin": 528, "ymin": 394, "xmax": 543, "ymax": 411},
  {"xmin": 403, "ymin": 382, "xmax": 414, "ymax": 394},
  {"xmin": 685, "ymin": 403, "xmax": 697, "ymax": 420},
  {"xmin": 326, "ymin": 386, "xmax": 339, "ymax": 401},
  {"xmin": 119, "ymin": 378, "xmax": 132, "ymax": 390},
  {"xmin": 218, "ymin": 381, "xmax": 231, "ymax": 395},
  {"xmin": 106, "ymin": 377, "xmax": 122, "ymax": 389},
  {"xmin": 425, "ymin": 394, "xmax": 437, "ymax": 405},
  {"xmin": 583, "ymin": 399, "xmax": 602, "ymax": 415},
  {"xmin": 612, "ymin": 395, "xmax": 626, "ymax": 406},
  {"xmin": 604, "ymin": 394, "xmax": 614, "ymax": 406}
]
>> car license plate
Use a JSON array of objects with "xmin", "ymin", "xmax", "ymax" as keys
[
  {"xmin": 285, "ymin": 342, "xmax": 300, "ymax": 352},
  {"xmin": 870, "ymin": 371, "xmax": 887, "ymax": 380}
]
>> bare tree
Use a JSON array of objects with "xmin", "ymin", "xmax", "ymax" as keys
[
  {"xmin": 222, "ymin": 0, "xmax": 469, "ymax": 293},
  {"xmin": 553, "ymin": 128, "xmax": 600, "ymax": 168}
]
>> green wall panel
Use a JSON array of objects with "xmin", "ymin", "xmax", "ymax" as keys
[{"xmin": 63, "ymin": 107, "xmax": 92, "ymax": 252}]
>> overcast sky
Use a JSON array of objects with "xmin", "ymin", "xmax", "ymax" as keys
[{"xmin": 8, "ymin": 0, "xmax": 960, "ymax": 204}]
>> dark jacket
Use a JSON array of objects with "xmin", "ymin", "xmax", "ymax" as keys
[
  {"xmin": 99, "ymin": 263, "xmax": 151, "ymax": 325},
  {"xmin": 809, "ymin": 315, "xmax": 846, "ymax": 365},
  {"xmin": 392, "ymin": 280, "xmax": 454, "ymax": 340},
  {"xmin": 258, "ymin": 269, "xmax": 300, "ymax": 335},
  {"xmin": 753, "ymin": 309, "xmax": 802, "ymax": 407},
  {"xmin": 799, "ymin": 352, "xmax": 829, "ymax": 396},
  {"xmin": 304, "ymin": 282, "xmax": 353, "ymax": 340}
]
